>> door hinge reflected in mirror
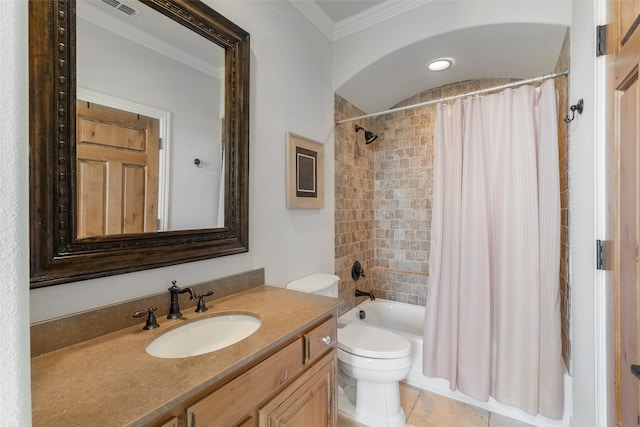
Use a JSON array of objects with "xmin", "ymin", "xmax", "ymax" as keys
[{"xmin": 596, "ymin": 25, "xmax": 607, "ymax": 57}]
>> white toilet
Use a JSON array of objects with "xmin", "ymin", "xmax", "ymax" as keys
[{"xmin": 286, "ymin": 274, "xmax": 412, "ymax": 427}]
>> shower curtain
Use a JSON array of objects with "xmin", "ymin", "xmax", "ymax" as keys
[{"xmin": 423, "ymin": 80, "xmax": 563, "ymax": 419}]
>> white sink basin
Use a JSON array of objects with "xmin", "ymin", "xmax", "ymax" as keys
[{"xmin": 146, "ymin": 313, "xmax": 262, "ymax": 358}]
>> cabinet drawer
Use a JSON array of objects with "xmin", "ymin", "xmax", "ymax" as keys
[
  {"xmin": 186, "ymin": 338, "xmax": 303, "ymax": 426},
  {"xmin": 156, "ymin": 417, "xmax": 178, "ymax": 427},
  {"xmin": 305, "ymin": 316, "xmax": 336, "ymax": 364}
]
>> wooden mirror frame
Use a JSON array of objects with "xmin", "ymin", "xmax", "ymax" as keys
[{"xmin": 29, "ymin": 0, "xmax": 250, "ymax": 288}]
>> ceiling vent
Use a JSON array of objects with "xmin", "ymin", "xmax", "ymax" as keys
[{"xmin": 100, "ymin": 0, "xmax": 141, "ymax": 17}]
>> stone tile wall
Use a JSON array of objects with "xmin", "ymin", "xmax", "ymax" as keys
[
  {"xmin": 334, "ymin": 95, "xmax": 376, "ymax": 315},
  {"xmin": 555, "ymin": 29, "xmax": 571, "ymax": 370},
  {"xmin": 371, "ymin": 78, "xmax": 519, "ymax": 306}
]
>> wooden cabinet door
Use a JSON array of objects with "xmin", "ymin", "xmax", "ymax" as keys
[
  {"xmin": 156, "ymin": 417, "xmax": 179, "ymax": 427},
  {"xmin": 183, "ymin": 411, "xmax": 256, "ymax": 427},
  {"xmin": 609, "ymin": 0, "xmax": 640, "ymax": 424},
  {"xmin": 76, "ymin": 101, "xmax": 159, "ymax": 237},
  {"xmin": 186, "ymin": 339, "xmax": 303, "ymax": 427},
  {"xmin": 259, "ymin": 352, "xmax": 336, "ymax": 427},
  {"xmin": 237, "ymin": 415, "xmax": 257, "ymax": 427}
]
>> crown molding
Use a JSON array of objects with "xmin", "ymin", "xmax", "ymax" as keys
[
  {"xmin": 289, "ymin": 0, "xmax": 429, "ymax": 41},
  {"xmin": 78, "ymin": 2, "xmax": 221, "ymax": 77},
  {"xmin": 334, "ymin": 0, "xmax": 429, "ymax": 40}
]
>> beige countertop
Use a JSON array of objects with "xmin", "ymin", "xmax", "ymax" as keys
[{"xmin": 31, "ymin": 285, "xmax": 342, "ymax": 426}]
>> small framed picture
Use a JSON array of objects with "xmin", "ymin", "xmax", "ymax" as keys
[{"xmin": 286, "ymin": 133, "xmax": 324, "ymax": 209}]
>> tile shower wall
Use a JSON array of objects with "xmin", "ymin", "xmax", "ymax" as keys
[
  {"xmin": 371, "ymin": 93, "xmax": 433, "ymax": 305},
  {"xmin": 335, "ymin": 96, "xmax": 375, "ymax": 315},
  {"xmin": 555, "ymin": 29, "xmax": 571, "ymax": 371},
  {"xmin": 372, "ymin": 78, "xmax": 519, "ymax": 306},
  {"xmin": 335, "ymin": 31, "xmax": 571, "ymax": 365}
]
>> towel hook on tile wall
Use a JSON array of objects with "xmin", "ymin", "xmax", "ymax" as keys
[{"xmin": 564, "ymin": 99, "xmax": 584, "ymax": 123}]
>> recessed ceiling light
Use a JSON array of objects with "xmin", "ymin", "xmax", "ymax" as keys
[{"xmin": 428, "ymin": 58, "xmax": 453, "ymax": 71}]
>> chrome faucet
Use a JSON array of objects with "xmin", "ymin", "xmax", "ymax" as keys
[
  {"xmin": 355, "ymin": 288, "xmax": 375, "ymax": 301},
  {"xmin": 167, "ymin": 280, "xmax": 196, "ymax": 319}
]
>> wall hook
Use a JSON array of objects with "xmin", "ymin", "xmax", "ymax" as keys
[
  {"xmin": 194, "ymin": 158, "xmax": 203, "ymax": 168},
  {"xmin": 564, "ymin": 99, "xmax": 584, "ymax": 123}
]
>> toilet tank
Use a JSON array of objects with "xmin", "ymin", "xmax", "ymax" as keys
[{"xmin": 286, "ymin": 273, "xmax": 339, "ymax": 297}]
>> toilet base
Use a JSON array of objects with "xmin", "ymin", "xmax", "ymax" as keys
[{"xmin": 337, "ymin": 381, "xmax": 406, "ymax": 427}]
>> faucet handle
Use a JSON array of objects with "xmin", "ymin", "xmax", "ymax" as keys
[
  {"xmin": 195, "ymin": 290, "xmax": 214, "ymax": 313},
  {"xmin": 168, "ymin": 280, "xmax": 178, "ymax": 292},
  {"xmin": 351, "ymin": 261, "xmax": 365, "ymax": 280},
  {"xmin": 133, "ymin": 307, "xmax": 160, "ymax": 330}
]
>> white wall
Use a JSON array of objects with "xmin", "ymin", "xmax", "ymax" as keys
[
  {"xmin": 569, "ymin": 1, "xmax": 598, "ymax": 425},
  {"xmin": 30, "ymin": 1, "xmax": 335, "ymax": 322},
  {"xmin": 213, "ymin": 0, "xmax": 336, "ymax": 285},
  {"xmin": 1, "ymin": 1, "xmax": 31, "ymax": 424}
]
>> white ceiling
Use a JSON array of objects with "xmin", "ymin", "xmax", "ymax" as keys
[{"xmin": 293, "ymin": 0, "xmax": 570, "ymax": 114}]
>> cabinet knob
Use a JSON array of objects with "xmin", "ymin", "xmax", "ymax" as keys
[{"xmin": 321, "ymin": 336, "xmax": 332, "ymax": 345}]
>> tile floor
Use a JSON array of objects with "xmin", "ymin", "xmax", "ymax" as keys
[{"xmin": 338, "ymin": 383, "xmax": 536, "ymax": 427}]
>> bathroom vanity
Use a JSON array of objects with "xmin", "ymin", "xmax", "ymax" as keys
[{"xmin": 31, "ymin": 286, "xmax": 340, "ymax": 426}]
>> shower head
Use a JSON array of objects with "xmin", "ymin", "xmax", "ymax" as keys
[{"xmin": 355, "ymin": 125, "xmax": 379, "ymax": 144}]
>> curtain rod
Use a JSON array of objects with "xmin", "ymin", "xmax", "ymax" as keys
[{"xmin": 335, "ymin": 70, "xmax": 569, "ymax": 124}]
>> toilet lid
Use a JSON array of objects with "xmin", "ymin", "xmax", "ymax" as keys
[
  {"xmin": 338, "ymin": 324, "xmax": 410, "ymax": 359},
  {"xmin": 286, "ymin": 273, "xmax": 340, "ymax": 293}
]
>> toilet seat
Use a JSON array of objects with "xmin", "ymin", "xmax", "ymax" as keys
[
  {"xmin": 337, "ymin": 348, "xmax": 412, "ymax": 371},
  {"xmin": 338, "ymin": 324, "xmax": 410, "ymax": 359}
]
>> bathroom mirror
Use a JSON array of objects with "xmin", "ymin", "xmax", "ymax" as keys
[{"xmin": 29, "ymin": 0, "xmax": 250, "ymax": 287}]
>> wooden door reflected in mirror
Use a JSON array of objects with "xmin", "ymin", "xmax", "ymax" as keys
[{"xmin": 76, "ymin": 101, "xmax": 159, "ymax": 237}]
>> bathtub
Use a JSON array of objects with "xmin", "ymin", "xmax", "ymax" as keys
[{"xmin": 338, "ymin": 299, "xmax": 572, "ymax": 427}]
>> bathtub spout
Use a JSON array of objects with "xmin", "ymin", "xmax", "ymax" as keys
[{"xmin": 355, "ymin": 288, "xmax": 375, "ymax": 301}]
